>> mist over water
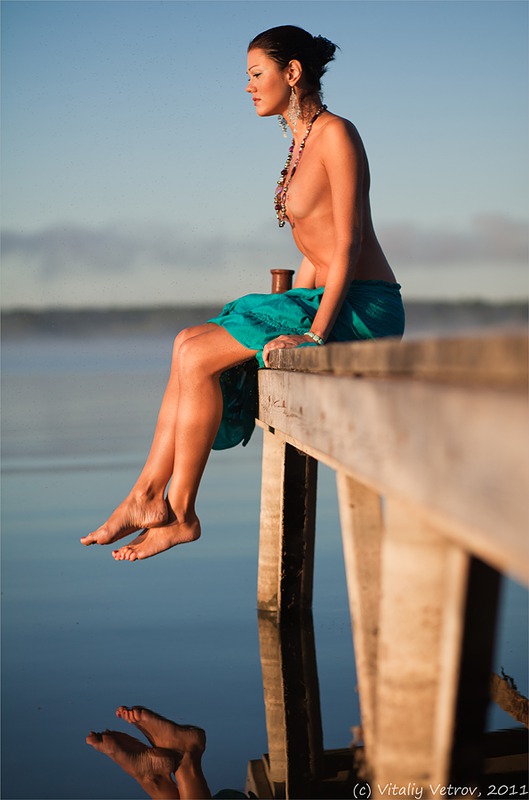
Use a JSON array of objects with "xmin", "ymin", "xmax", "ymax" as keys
[{"xmin": 2, "ymin": 302, "xmax": 527, "ymax": 799}]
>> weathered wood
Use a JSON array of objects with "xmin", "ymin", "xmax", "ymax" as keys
[
  {"xmin": 254, "ymin": 329, "xmax": 528, "ymax": 793},
  {"xmin": 258, "ymin": 370, "xmax": 528, "ymax": 583},
  {"xmin": 490, "ymin": 673, "xmax": 529, "ymax": 727},
  {"xmin": 270, "ymin": 328, "xmax": 528, "ymax": 387},
  {"xmin": 374, "ymin": 498, "xmax": 471, "ymax": 790},
  {"xmin": 256, "ymin": 611, "xmax": 324, "ymax": 797},
  {"xmin": 336, "ymin": 473, "xmax": 383, "ymax": 770},
  {"xmin": 257, "ymin": 429, "xmax": 317, "ymax": 612}
]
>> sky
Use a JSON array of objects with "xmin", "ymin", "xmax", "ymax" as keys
[{"xmin": 1, "ymin": 0, "xmax": 528, "ymax": 308}]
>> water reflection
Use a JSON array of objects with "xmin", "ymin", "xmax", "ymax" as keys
[
  {"xmin": 86, "ymin": 612, "xmax": 361, "ymax": 799},
  {"xmin": 86, "ymin": 706, "xmax": 217, "ymax": 799},
  {"xmin": 251, "ymin": 610, "xmax": 360, "ymax": 799},
  {"xmin": 84, "ymin": 607, "xmax": 528, "ymax": 800}
]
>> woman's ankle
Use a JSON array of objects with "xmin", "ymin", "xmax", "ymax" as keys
[{"xmin": 132, "ymin": 480, "xmax": 166, "ymax": 502}]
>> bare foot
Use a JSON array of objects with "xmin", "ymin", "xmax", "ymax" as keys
[
  {"xmin": 112, "ymin": 515, "xmax": 201, "ymax": 561},
  {"xmin": 81, "ymin": 491, "xmax": 168, "ymax": 547},
  {"xmin": 86, "ymin": 729, "xmax": 180, "ymax": 798},
  {"xmin": 116, "ymin": 706, "xmax": 206, "ymax": 753}
]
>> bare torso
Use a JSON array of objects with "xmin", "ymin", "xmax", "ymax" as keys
[{"xmin": 283, "ymin": 112, "xmax": 396, "ymax": 286}]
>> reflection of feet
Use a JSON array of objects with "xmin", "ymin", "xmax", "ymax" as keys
[
  {"xmin": 81, "ymin": 492, "xmax": 168, "ymax": 547},
  {"xmin": 112, "ymin": 516, "xmax": 201, "ymax": 561},
  {"xmin": 117, "ymin": 706, "xmax": 206, "ymax": 753},
  {"xmin": 86, "ymin": 730, "xmax": 180, "ymax": 795}
]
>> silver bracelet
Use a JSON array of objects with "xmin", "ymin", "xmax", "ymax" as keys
[{"xmin": 305, "ymin": 331, "xmax": 325, "ymax": 346}]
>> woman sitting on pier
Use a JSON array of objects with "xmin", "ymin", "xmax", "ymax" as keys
[{"xmin": 81, "ymin": 25, "xmax": 405, "ymax": 561}]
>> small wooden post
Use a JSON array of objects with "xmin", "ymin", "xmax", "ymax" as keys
[
  {"xmin": 270, "ymin": 269, "xmax": 295, "ymax": 294},
  {"xmin": 336, "ymin": 473, "xmax": 383, "ymax": 771},
  {"xmin": 257, "ymin": 434, "xmax": 317, "ymax": 612}
]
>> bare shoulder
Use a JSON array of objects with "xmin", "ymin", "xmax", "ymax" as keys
[{"xmin": 318, "ymin": 114, "xmax": 365, "ymax": 157}]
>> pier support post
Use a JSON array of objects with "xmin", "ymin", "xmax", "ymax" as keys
[
  {"xmin": 336, "ymin": 473, "xmax": 383, "ymax": 768},
  {"xmin": 373, "ymin": 498, "xmax": 500, "ymax": 794},
  {"xmin": 257, "ymin": 430, "xmax": 317, "ymax": 612}
]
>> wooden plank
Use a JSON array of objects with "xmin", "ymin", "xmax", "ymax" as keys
[
  {"xmin": 257, "ymin": 429, "xmax": 317, "ymax": 612},
  {"xmin": 269, "ymin": 328, "xmax": 528, "ymax": 387},
  {"xmin": 258, "ymin": 370, "xmax": 529, "ymax": 583},
  {"xmin": 374, "ymin": 498, "xmax": 471, "ymax": 789},
  {"xmin": 336, "ymin": 473, "xmax": 383, "ymax": 772}
]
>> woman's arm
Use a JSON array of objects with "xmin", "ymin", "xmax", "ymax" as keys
[
  {"xmin": 308, "ymin": 119, "xmax": 363, "ymax": 341},
  {"xmin": 294, "ymin": 256, "xmax": 317, "ymax": 289}
]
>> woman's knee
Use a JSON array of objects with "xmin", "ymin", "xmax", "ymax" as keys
[
  {"xmin": 172, "ymin": 325, "xmax": 207, "ymax": 361},
  {"xmin": 174, "ymin": 326, "xmax": 254, "ymax": 378},
  {"xmin": 175, "ymin": 335, "xmax": 213, "ymax": 378}
]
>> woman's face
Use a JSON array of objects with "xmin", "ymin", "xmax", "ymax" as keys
[{"xmin": 246, "ymin": 48, "xmax": 290, "ymax": 118}]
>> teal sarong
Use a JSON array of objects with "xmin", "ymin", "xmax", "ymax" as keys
[{"xmin": 209, "ymin": 280, "xmax": 405, "ymax": 450}]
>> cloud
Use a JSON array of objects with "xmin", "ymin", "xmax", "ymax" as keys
[
  {"xmin": 379, "ymin": 214, "xmax": 528, "ymax": 265},
  {"xmin": 3, "ymin": 214, "xmax": 526, "ymax": 280},
  {"xmin": 1, "ymin": 223, "xmax": 232, "ymax": 277},
  {"xmin": 1, "ymin": 214, "xmax": 527, "ymax": 307},
  {"xmin": 0, "ymin": 220, "xmax": 298, "ymax": 307}
]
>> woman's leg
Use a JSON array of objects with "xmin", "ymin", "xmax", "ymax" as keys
[
  {"xmin": 81, "ymin": 324, "xmax": 220, "ymax": 547},
  {"xmin": 112, "ymin": 325, "xmax": 257, "ymax": 561}
]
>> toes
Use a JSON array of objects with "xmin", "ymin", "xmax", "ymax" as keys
[
  {"xmin": 112, "ymin": 547, "xmax": 139, "ymax": 561},
  {"xmin": 116, "ymin": 706, "xmax": 143, "ymax": 721},
  {"xmin": 130, "ymin": 706, "xmax": 147, "ymax": 720},
  {"xmin": 86, "ymin": 731, "xmax": 106, "ymax": 750}
]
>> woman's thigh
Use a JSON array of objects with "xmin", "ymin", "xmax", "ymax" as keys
[{"xmin": 176, "ymin": 324, "xmax": 258, "ymax": 377}]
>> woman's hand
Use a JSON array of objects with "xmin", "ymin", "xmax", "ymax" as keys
[{"xmin": 262, "ymin": 334, "xmax": 314, "ymax": 367}]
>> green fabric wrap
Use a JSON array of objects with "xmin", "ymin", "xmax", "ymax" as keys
[{"xmin": 208, "ymin": 280, "xmax": 405, "ymax": 450}]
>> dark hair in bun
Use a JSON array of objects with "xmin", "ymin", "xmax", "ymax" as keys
[{"xmin": 248, "ymin": 25, "xmax": 338, "ymax": 95}]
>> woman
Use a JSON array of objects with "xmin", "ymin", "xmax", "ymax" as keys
[{"xmin": 81, "ymin": 25, "xmax": 404, "ymax": 562}]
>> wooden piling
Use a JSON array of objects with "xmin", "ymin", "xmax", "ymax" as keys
[
  {"xmin": 257, "ymin": 432, "xmax": 317, "ymax": 612},
  {"xmin": 336, "ymin": 473, "xmax": 383, "ymax": 766},
  {"xmin": 374, "ymin": 499, "xmax": 473, "ymax": 789}
]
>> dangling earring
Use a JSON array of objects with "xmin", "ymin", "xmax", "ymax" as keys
[
  {"xmin": 287, "ymin": 86, "xmax": 301, "ymax": 134},
  {"xmin": 277, "ymin": 115, "xmax": 288, "ymax": 138}
]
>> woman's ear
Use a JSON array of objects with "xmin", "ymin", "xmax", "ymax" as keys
[{"xmin": 287, "ymin": 59, "xmax": 303, "ymax": 86}]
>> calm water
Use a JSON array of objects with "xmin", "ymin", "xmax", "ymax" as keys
[{"xmin": 2, "ymin": 324, "xmax": 528, "ymax": 799}]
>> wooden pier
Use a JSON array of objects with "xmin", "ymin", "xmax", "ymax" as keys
[{"xmin": 249, "ymin": 316, "xmax": 528, "ymax": 798}]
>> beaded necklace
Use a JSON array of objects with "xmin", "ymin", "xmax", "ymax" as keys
[{"xmin": 274, "ymin": 104, "xmax": 328, "ymax": 228}]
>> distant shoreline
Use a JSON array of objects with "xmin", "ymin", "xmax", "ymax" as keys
[
  {"xmin": 1, "ymin": 300, "xmax": 527, "ymax": 339},
  {"xmin": 1, "ymin": 304, "xmax": 222, "ymax": 339}
]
